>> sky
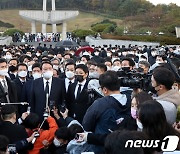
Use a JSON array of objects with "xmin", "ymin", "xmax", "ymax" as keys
[{"xmin": 147, "ymin": 0, "xmax": 180, "ymax": 6}]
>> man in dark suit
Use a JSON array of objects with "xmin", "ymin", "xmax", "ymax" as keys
[
  {"xmin": 30, "ymin": 61, "xmax": 64, "ymax": 120},
  {"xmin": 21, "ymin": 63, "xmax": 42, "ymax": 104},
  {"xmin": 62, "ymin": 62, "xmax": 76, "ymax": 99},
  {"xmin": 13, "ymin": 63, "xmax": 29, "ymax": 115},
  {"xmin": 0, "ymin": 105, "xmax": 29, "ymax": 154},
  {"xmin": 66, "ymin": 64, "xmax": 90, "ymax": 123},
  {"xmin": 8, "ymin": 58, "xmax": 19, "ymax": 80},
  {"xmin": 0, "ymin": 58, "xmax": 18, "ymax": 104}
]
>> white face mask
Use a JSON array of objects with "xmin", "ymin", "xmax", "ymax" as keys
[
  {"xmin": 89, "ymin": 72, "xmax": 99, "ymax": 78},
  {"xmin": 28, "ymin": 65, "xmax": 32, "ymax": 72},
  {"xmin": 43, "ymin": 71, "xmax": 53, "ymax": 79},
  {"xmin": 32, "ymin": 73, "xmax": 42, "ymax": 80},
  {"xmin": 107, "ymin": 66, "xmax": 111, "ymax": 71},
  {"xmin": 53, "ymin": 138, "xmax": 61, "ymax": 147},
  {"xmin": 107, "ymin": 53, "xmax": 112, "ymax": 57},
  {"xmin": 136, "ymin": 119, "xmax": 143, "ymax": 130},
  {"xmin": 18, "ymin": 71, "xmax": 27, "ymax": 78},
  {"xmin": 94, "ymin": 52, "xmax": 99, "ymax": 56},
  {"xmin": 65, "ymin": 71, "xmax": 75, "ymax": 79},
  {"xmin": 53, "ymin": 65, "xmax": 59, "ymax": 71},
  {"xmin": 0, "ymin": 69, "xmax": 8, "ymax": 76},
  {"xmin": 112, "ymin": 66, "xmax": 121, "ymax": 72},
  {"xmin": 5, "ymin": 55, "xmax": 12, "ymax": 60},
  {"xmin": 36, "ymin": 53, "xmax": 41, "ymax": 56}
]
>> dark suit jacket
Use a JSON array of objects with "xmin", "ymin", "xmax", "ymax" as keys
[
  {"xmin": 30, "ymin": 77, "xmax": 64, "ymax": 120},
  {"xmin": 66, "ymin": 79, "xmax": 90, "ymax": 123},
  {"xmin": 0, "ymin": 76, "xmax": 18, "ymax": 103},
  {"xmin": 0, "ymin": 121, "xmax": 28, "ymax": 143},
  {"xmin": 13, "ymin": 77, "xmax": 28, "ymax": 102},
  {"xmin": 21, "ymin": 79, "xmax": 33, "ymax": 104}
]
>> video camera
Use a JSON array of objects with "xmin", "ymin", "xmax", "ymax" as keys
[{"xmin": 117, "ymin": 67, "xmax": 152, "ymax": 91}]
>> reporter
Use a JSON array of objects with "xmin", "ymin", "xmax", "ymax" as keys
[{"xmin": 23, "ymin": 113, "xmax": 58, "ymax": 154}]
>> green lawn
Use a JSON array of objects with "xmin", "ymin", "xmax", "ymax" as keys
[{"xmin": 0, "ymin": 9, "xmax": 122, "ymax": 33}]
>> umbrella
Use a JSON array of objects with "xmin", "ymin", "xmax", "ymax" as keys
[
  {"xmin": 55, "ymin": 40, "xmax": 79, "ymax": 48},
  {"xmin": 75, "ymin": 46, "xmax": 94, "ymax": 56}
]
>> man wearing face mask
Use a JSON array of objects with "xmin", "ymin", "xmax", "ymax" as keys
[
  {"xmin": 8, "ymin": 58, "xmax": 18, "ymax": 80},
  {"xmin": 66, "ymin": 64, "xmax": 90, "ymax": 123},
  {"xmin": 151, "ymin": 67, "xmax": 180, "ymax": 125},
  {"xmin": 91, "ymin": 49, "xmax": 104, "ymax": 64},
  {"xmin": 62, "ymin": 62, "xmax": 76, "ymax": 97},
  {"xmin": 30, "ymin": 61, "xmax": 64, "ymax": 120},
  {"xmin": 21, "ymin": 63, "xmax": 42, "ymax": 105},
  {"xmin": 0, "ymin": 58, "xmax": 17, "ymax": 104}
]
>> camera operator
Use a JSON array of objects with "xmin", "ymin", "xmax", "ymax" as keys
[
  {"xmin": 151, "ymin": 67, "xmax": 180, "ymax": 124},
  {"xmin": 23, "ymin": 110, "xmax": 58, "ymax": 154},
  {"xmin": 83, "ymin": 71, "xmax": 131, "ymax": 134}
]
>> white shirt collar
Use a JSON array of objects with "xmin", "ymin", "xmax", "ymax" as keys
[
  {"xmin": 78, "ymin": 79, "xmax": 86, "ymax": 86},
  {"xmin": 43, "ymin": 77, "xmax": 52, "ymax": 85}
]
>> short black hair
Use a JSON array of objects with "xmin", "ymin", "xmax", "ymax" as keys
[
  {"xmin": 113, "ymin": 59, "xmax": 121, "ymax": 64},
  {"xmin": 23, "ymin": 113, "xmax": 40, "ymax": 129},
  {"xmin": 0, "ymin": 58, "xmax": 7, "ymax": 64},
  {"xmin": 0, "ymin": 135, "xmax": 9, "ymax": 152},
  {"xmin": 16, "ymin": 63, "xmax": 28, "ymax": 70},
  {"xmin": 55, "ymin": 127, "xmax": 70, "ymax": 141},
  {"xmin": 105, "ymin": 130, "xmax": 145, "ymax": 154},
  {"xmin": 153, "ymin": 67, "xmax": 175, "ymax": 90},
  {"xmin": 65, "ymin": 62, "xmax": 76, "ymax": 70},
  {"xmin": 1, "ymin": 105, "xmax": 17, "ymax": 120},
  {"xmin": 41, "ymin": 61, "xmax": 53, "ymax": 69},
  {"xmin": 75, "ymin": 64, "xmax": 88, "ymax": 74},
  {"xmin": 121, "ymin": 57, "xmax": 135, "ymax": 67},
  {"xmin": 68, "ymin": 124, "xmax": 84, "ymax": 140},
  {"xmin": 8, "ymin": 58, "xmax": 19, "ymax": 64},
  {"xmin": 32, "ymin": 63, "xmax": 41, "ymax": 71},
  {"xmin": 99, "ymin": 71, "xmax": 120, "ymax": 91},
  {"xmin": 97, "ymin": 63, "xmax": 107, "ymax": 72}
]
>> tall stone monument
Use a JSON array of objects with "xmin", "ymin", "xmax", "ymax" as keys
[{"xmin": 19, "ymin": 0, "xmax": 79, "ymax": 40}]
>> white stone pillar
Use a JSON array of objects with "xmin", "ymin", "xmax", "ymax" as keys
[
  {"xmin": 31, "ymin": 21, "xmax": 36, "ymax": 34},
  {"xmin": 52, "ymin": 0, "xmax": 56, "ymax": 11},
  {"xmin": 43, "ymin": 0, "xmax": 47, "ymax": 11},
  {"xmin": 62, "ymin": 22, "xmax": 67, "ymax": 40},
  {"xmin": 42, "ymin": 24, "xmax": 47, "ymax": 33},
  {"xmin": 52, "ymin": 24, "xmax": 57, "ymax": 33}
]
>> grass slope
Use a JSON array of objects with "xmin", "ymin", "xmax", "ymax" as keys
[{"xmin": 0, "ymin": 9, "xmax": 122, "ymax": 33}]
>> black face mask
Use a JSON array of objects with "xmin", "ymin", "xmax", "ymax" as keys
[
  {"xmin": 9, "ymin": 66, "xmax": 17, "ymax": 72},
  {"xmin": 75, "ymin": 75, "xmax": 84, "ymax": 82}
]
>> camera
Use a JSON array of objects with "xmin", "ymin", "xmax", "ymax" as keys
[
  {"xmin": 59, "ymin": 103, "xmax": 66, "ymax": 113},
  {"xmin": 87, "ymin": 88, "xmax": 104, "ymax": 104},
  {"xmin": 8, "ymin": 144, "xmax": 16, "ymax": 154},
  {"xmin": 117, "ymin": 67, "xmax": 152, "ymax": 91}
]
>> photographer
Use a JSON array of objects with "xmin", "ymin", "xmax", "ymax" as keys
[
  {"xmin": 83, "ymin": 71, "xmax": 131, "ymax": 134},
  {"xmin": 23, "ymin": 111, "xmax": 58, "ymax": 154}
]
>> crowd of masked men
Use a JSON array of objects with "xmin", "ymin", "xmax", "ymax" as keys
[{"xmin": 0, "ymin": 43, "xmax": 179, "ymax": 154}]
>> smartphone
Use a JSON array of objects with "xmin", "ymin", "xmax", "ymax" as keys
[
  {"xmin": 8, "ymin": 144, "xmax": 16, "ymax": 154},
  {"xmin": 49, "ymin": 101, "xmax": 55, "ymax": 111},
  {"xmin": 59, "ymin": 103, "xmax": 66, "ymax": 113}
]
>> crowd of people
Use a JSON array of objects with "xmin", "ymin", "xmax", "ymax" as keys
[
  {"xmin": 0, "ymin": 42, "xmax": 179, "ymax": 154},
  {"xmin": 13, "ymin": 33, "xmax": 73, "ymax": 43}
]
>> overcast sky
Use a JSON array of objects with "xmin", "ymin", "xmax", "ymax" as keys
[{"xmin": 147, "ymin": 0, "xmax": 180, "ymax": 6}]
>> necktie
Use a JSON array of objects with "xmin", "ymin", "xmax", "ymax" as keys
[
  {"xmin": 76, "ymin": 84, "xmax": 82, "ymax": 99},
  {"xmin": 69, "ymin": 81, "xmax": 72, "ymax": 85},
  {"xmin": 45, "ymin": 81, "xmax": 49, "ymax": 94},
  {"xmin": 2, "ymin": 80, "xmax": 10, "ymax": 103}
]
